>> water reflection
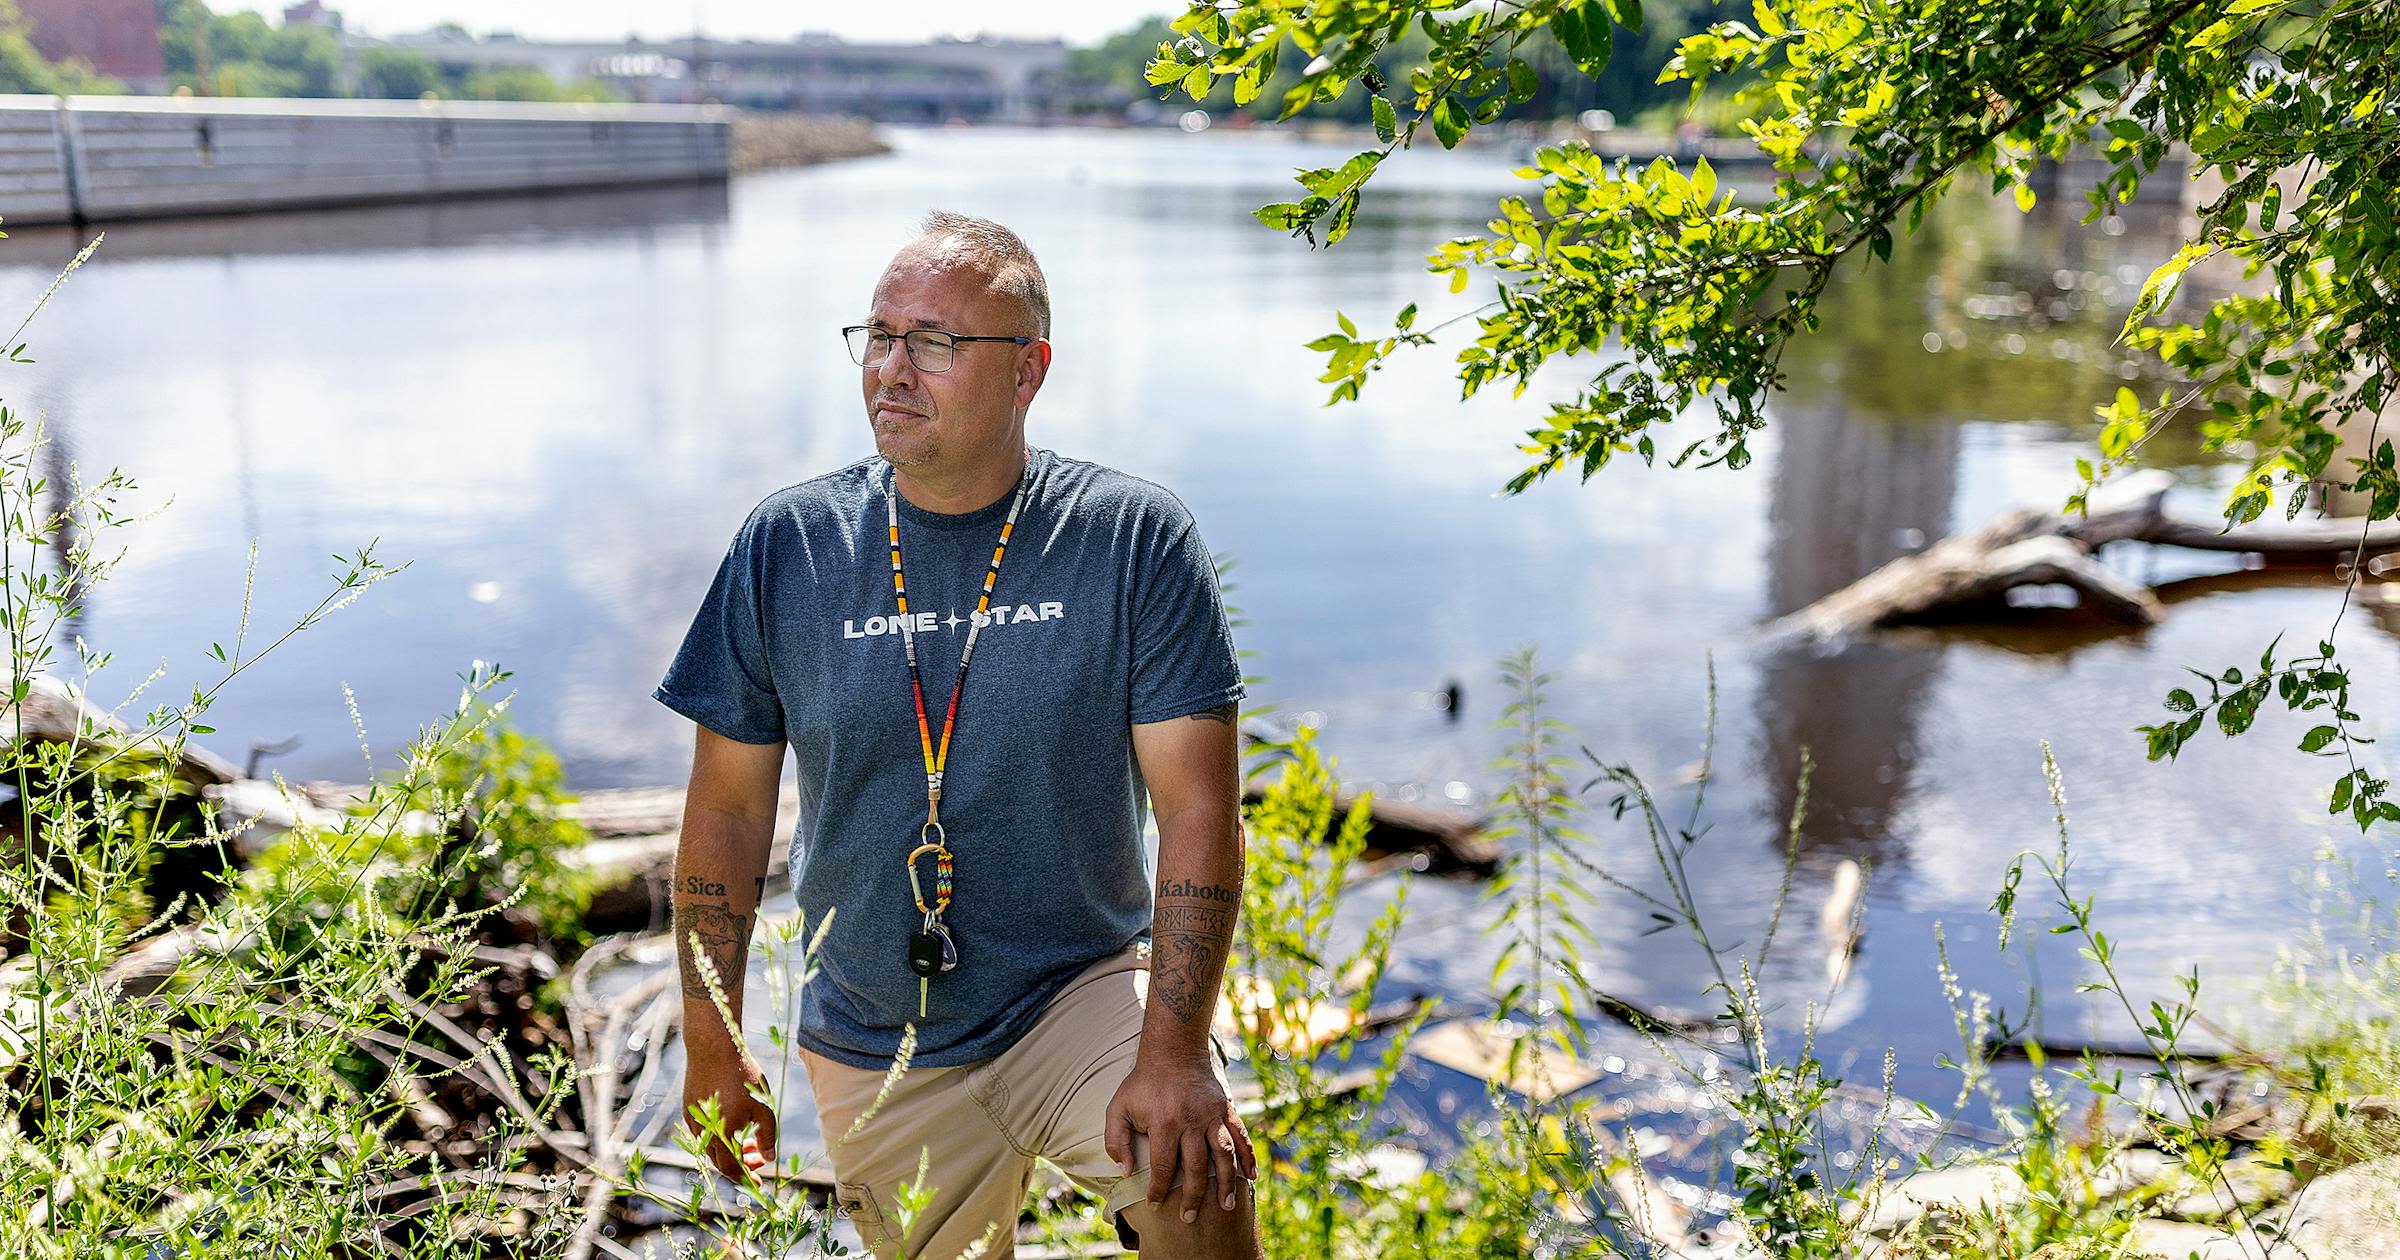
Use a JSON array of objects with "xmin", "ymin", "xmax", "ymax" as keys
[
  {"xmin": 1755, "ymin": 391, "xmax": 1956, "ymax": 869},
  {"xmin": 1, "ymin": 180, "xmax": 731, "ymax": 265}
]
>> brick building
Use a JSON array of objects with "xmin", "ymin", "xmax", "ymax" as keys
[{"xmin": 16, "ymin": 0, "xmax": 169, "ymax": 94}]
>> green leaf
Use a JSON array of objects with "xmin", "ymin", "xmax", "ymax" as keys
[
  {"xmin": 1296, "ymin": 150, "xmax": 1381, "ymax": 199},
  {"xmin": 1555, "ymin": 5, "xmax": 1613, "ymax": 72},
  {"xmin": 1506, "ymin": 57, "xmax": 1539, "ymax": 104},
  {"xmin": 1372, "ymin": 95, "xmax": 1397, "ymax": 144},
  {"xmin": 1181, "ymin": 65, "xmax": 1212, "ymax": 102},
  {"xmin": 1433, "ymin": 96, "xmax": 1468, "ymax": 149},
  {"xmin": 1233, "ymin": 62, "xmax": 1264, "ymax": 107},
  {"xmin": 1605, "ymin": 0, "xmax": 1644, "ymax": 29},
  {"xmin": 1324, "ymin": 189, "xmax": 1362, "ymax": 246},
  {"xmin": 2122, "ymin": 240, "xmax": 2212, "ymax": 340},
  {"xmin": 2299, "ymin": 725, "xmax": 2339, "ymax": 753},
  {"xmin": 1255, "ymin": 202, "xmax": 1304, "ymax": 229},
  {"xmin": 1143, "ymin": 51, "xmax": 1189, "ymax": 89},
  {"xmin": 1252, "ymin": 38, "xmax": 1279, "ymax": 95},
  {"xmin": 2190, "ymin": 16, "xmax": 2245, "ymax": 50},
  {"xmin": 2217, "ymin": 695, "xmax": 2255, "ymax": 737}
]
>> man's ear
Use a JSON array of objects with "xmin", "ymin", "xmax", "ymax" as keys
[{"xmin": 1016, "ymin": 339, "xmax": 1053, "ymax": 407}]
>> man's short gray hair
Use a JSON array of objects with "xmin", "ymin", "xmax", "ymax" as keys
[{"xmin": 914, "ymin": 210, "xmax": 1051, "ymax": 340}]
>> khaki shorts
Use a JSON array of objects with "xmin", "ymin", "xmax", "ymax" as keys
[{"xmin": 799, "ymin": 939, "xmax": 1231, "ymax": 1260}]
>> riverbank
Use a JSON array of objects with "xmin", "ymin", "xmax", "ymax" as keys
[
  {"xmin": 11, "ymin": 646, "xmax": 2398, "ymax": 1256},
  {"xmin": 729, "ymin": 111, "xmax": 889, "ymax": 172},
  {"xmin": 228, "ymin": 736, "xmax": 2399, "ymax": 1257}
]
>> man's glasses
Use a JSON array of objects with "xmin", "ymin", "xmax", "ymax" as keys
[{"xmin": 843, "ymin": 325, "xmax": 1031, "ymax": 374}]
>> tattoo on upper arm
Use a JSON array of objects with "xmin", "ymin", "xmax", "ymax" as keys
[
  {"xmin": 1186, "ymin": 702, "xmax": 1237, "ymax": 725},
  {"xmin": 1151, "ymin": 880, "xmax": 1239, "ymax": 1024},
  {"xmin": 678, "ymin": 901, "xmax": 751, "ymax": 1002}
]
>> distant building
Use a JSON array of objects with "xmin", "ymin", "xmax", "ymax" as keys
[
  {"xmin": 283, "ymin": 2, "xmax": 344, "ymax": 31},
  {"xmin": 17, "ymin": 0, "xmax": 169, "ymax": 93},
  {"xmin": 363, "ymin": 29, "xmax": 1072, "ymax": 119}
]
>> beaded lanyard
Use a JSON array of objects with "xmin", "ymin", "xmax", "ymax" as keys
[{"xmin": 884, "ymin": 450, "xmax": 1036, "ymax": 1016}]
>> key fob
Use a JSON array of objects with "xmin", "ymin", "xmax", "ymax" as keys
[{"xmin": 907, "ymin": 930, "xmax": 945, "ymax": 978}]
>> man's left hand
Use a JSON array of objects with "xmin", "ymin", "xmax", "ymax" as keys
[{"xmin": 1104, "ymin": 1052, "xmax": 1257, "ymax": 1223}]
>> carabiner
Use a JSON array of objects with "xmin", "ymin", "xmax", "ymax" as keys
[{"xmin": 907, "ymin": 832, "xmax": 953, "ymax": 917}]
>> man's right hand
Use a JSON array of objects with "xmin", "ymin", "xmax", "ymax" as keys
[
  {"xmin": 684, "ymin": 1049, "xmax": 776, "ymax": 1179},
  {"xmin": 670, "ymin": 724, "xmax": 786, "ymax": 1181}
]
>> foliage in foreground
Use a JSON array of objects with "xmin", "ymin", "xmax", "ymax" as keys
[{"xmin": 0, "ymin": 237, "xmax": 598, "ymax": 1257}]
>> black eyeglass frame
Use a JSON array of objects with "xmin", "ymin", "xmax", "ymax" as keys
[{"xmin": 842, "ymin": 324, "xmax": 1034, "ymax": 373}]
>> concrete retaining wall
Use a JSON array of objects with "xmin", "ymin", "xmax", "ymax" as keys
[{"xmin": 0, "ymin": 96, "xmax": 730, "ymax": 226}]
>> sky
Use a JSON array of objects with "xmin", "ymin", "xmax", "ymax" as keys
[{"xmin": 218, "ymin": 1, "xmax": 1179, "ymax": 46}]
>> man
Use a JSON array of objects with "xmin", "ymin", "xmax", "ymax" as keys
[{"xmin": 654, "ymin": 210, "xmax": 1263, "ymax": 1260}]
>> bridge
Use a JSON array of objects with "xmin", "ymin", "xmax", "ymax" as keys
[{"xmin": 369, "ymin": 33, "xmax": 1079, "ymax": 122}]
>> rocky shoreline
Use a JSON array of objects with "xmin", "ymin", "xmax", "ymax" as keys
[
  {"xmin": 1842, "ymin": 1148, "xmax": 2400, "ymax": 1259},
  {"xmin": 728, "ymin": 111, "xmax": 891, "ymax": 173}
]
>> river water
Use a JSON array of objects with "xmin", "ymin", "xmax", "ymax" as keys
[{"xmin": 5, "ymin": 125, "xmax": 2393, "ymax": 1159}]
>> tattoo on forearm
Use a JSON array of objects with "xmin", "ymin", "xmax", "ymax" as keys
[
  {"xmin": 1151, "ymin": 881, "xmax": 1238, "ymax": 1024},
  {"xmin": 677, "ymin": 901, "xmax": 751, "ymax": 1002},
  {"xmin": 1187, "ymin": 702, "xmax": 1237, "ymax": 726}
]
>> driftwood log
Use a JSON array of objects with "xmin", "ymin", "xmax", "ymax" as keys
[
  {"xmin": 548, "ymin": 783, "xmax": 802, "ymax": 935},
  {"xmin": 1767, "ymin": 471, "xmax": 2400, "ymax": 644},
  {"xmin": 1255, "ymin": 789, "xmax": 1501, "ymax": 878},
  {"xmin": 287, "ymin": 781, "xmax": 801, "ymax": 937},
  {"xmin": 285, "ymin": 775, "xmax": 1494, "ymax": 940},
  {"xmin": 541, "ymin": 782, "xmax": 1489, "ymax": 934},
  {"xmin": 544, "ymin": 781, "xmax": 1497, "ymax": 887},
  {"xmin": 0, "ymin": 673, "xmax": 243, "ymax": 784}
]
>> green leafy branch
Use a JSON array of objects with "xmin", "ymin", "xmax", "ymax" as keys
[{"xmin": 2138, "ymin": 631, "xmax": 2391, "ymax": 831}]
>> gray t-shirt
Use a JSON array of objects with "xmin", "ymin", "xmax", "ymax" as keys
[{"xmin": 653, "ymin": 447, "xmax": 1243, "ymax": 1069}]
